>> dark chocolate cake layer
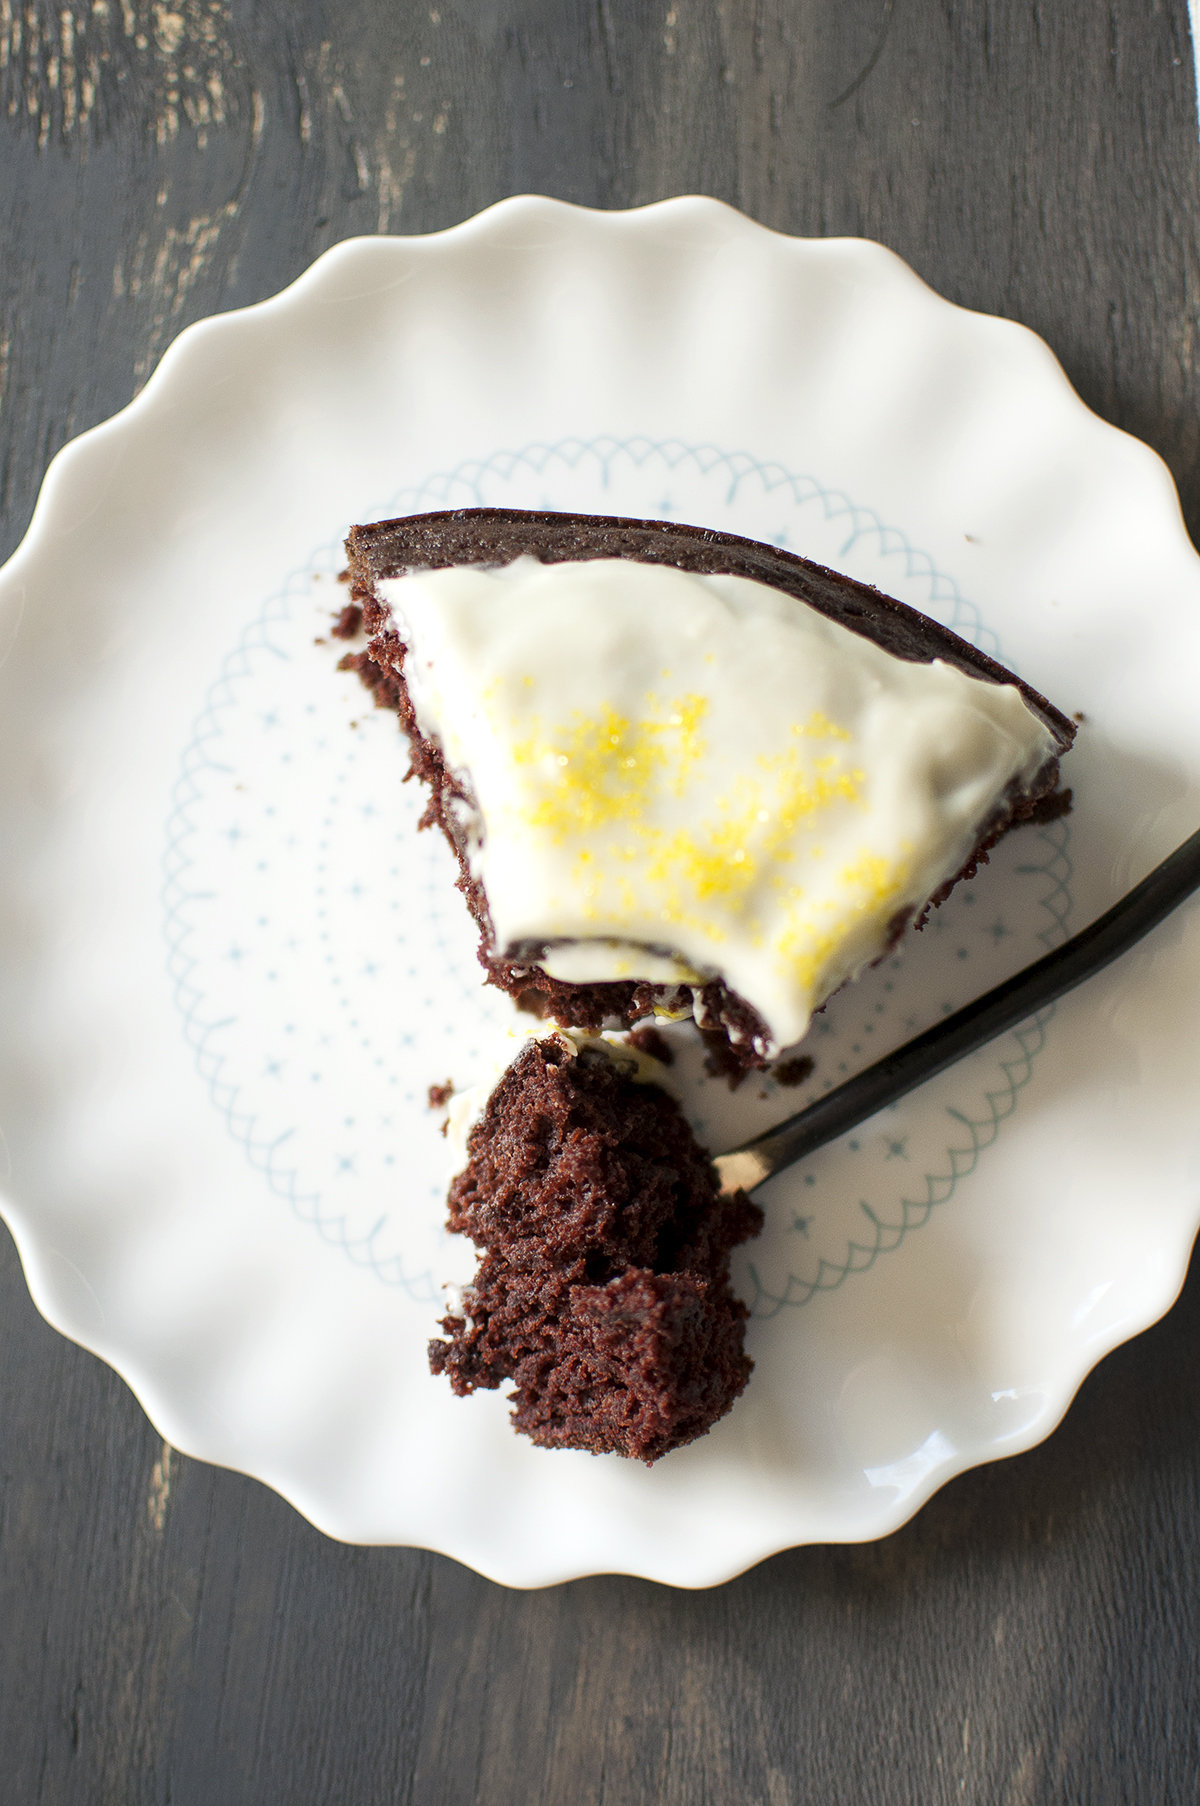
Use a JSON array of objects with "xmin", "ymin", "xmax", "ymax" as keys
[
  {"xmin": 429, "ymin": 1036, "xmax": 763, "ymax": 1462},
  {"xmin": 343, "ymin": 508, "xmax": 1075, "ymax": 1061}
]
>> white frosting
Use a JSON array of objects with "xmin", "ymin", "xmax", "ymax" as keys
[{"xmin": 378, "ymin": 557, "xmax": 1055, "ymax": 1051}]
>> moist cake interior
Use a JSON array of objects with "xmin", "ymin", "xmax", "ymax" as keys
[{"xmin": 429, "ymin": 1034, "xmax": 762, "ymax": 1463}]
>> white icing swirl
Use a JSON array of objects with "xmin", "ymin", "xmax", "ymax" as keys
[{"xmin": 377, "ymin": 557, "xmax": 1055, "ymax": 1050}]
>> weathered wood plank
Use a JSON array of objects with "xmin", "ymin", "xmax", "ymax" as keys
[{"xmin": 2, "ymin": 2, "xmax": 1199, "ymax": 1801}]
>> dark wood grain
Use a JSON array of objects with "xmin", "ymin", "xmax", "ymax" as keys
[{"xmin": 3, "ymin": 2, "xmax": 1200, "ymax": 1800}]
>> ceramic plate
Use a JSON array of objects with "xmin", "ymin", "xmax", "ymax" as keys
[{"xmin": 3, "ymin": 196, "xmax": 1200, "ymax": 1588}]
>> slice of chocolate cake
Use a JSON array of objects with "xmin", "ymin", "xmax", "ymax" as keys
[
  {"xmin": 344, "ymin": 508, "xmax": 1075, "ymax": 1066},
  {"xmin": 430, "ymin": 1030, "xmax": 763, "ymax": 1462}
]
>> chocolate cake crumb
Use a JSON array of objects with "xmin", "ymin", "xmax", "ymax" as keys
[
  {"xmin": 627, "ymin": 1024, "xmax": 674, "ymax": 1066},
  {"xmin": 1024, "ymin": 785, "xmax": 1073, "ymax": 824},
  {"xmin": 331, "ymin": 602, "xmax": 363, "ymax": 640},
  {"xmin": 701, "ymin": 1029, "xmax": 752, "ymax": 1091},
  {"xmin": 772, "ymin": 1055, "xmax": 815, "ymax": 1088},
  {"xmin": 427, "ymin": 1081, "xmax": 454, "ymax": 1109},
  {"xmin": 337, "ymin": 646, "xmax": 404, "ymax": 713},
  {"xmin": 429, "ymin": 1036, "xmax": 762, "ymax": 1462}
]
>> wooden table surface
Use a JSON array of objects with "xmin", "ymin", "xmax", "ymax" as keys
[{"xmin": 4, "ymin": 3, "xmax": 1200, "ymax": 1799}]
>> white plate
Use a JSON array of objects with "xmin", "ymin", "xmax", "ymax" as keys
[{"xmin": 3, "ymin": 196, "xmax": 1200, "ymax": 1589}]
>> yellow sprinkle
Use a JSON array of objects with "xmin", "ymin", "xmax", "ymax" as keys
[
  {"xmin": 774, "ymin": 848, "xmax": 910, "ymax": 994},
  {"xmin": 793, "ymin": 710, "xmax": 852, "ymax": 742},
  {"xmin": 511, "ymin": 696, "xmax": 710, "ymax": 838}
]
